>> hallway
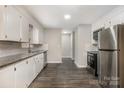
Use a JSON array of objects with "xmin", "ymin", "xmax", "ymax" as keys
[{"xmin": 29, "ymin": 59, "xmax": 100, "ymax": 88}]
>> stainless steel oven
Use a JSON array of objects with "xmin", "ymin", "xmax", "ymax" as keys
[{"xmin": 87, "ymin": 51, "xmax": 98, "ymax": 76}]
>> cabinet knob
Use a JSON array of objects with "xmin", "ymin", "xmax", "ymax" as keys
[
  {"xmin": 109, "ymin": 21, "xmax": 111, "ymax": 24},
  {"xmin": 14, "ymin": 67, "xmax": 16, "ymax": 71}
]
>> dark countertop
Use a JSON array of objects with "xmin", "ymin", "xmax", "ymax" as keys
[{"xmin": 0, "ymin": 50, "xmax": 47, "ymax": 68}]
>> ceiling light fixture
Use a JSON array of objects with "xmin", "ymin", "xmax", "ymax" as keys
[{"xmin": 64, "ymin": 14, "xmax": 71, "ymax": 20}]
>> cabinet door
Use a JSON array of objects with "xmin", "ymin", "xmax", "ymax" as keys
[
  {"xmin": 30, "ymin": 26, "xmax": 40, "ymax": 44},
  {"xmin": 20, "ymin": 16, "xmax": 29, "ymax": 42},
  {"xmin": 38, "ymin": 54, "xmax": 44, "ymax": 70},
  {"xmin": 34, "ymin": 55, "xmax": 42, "ymax": 76},
  {"xmin": 36, "ymin": 56, "xmax": 39, "ymax": 75},
  {"xmin": 0, "ymin": 5, "xmax": 6, "ymax": 40},
  {"xmin": 5, "ymin": 6, "xmax": 20, "ymax": 41},
  {"xmin": 33, "ymin": 27, "xmax": 39, "ymax": 44},
  {"xmin": 39, "ymin": 29, "xmax": 44, "ymax": 44},
  {"xmin": 37, "ymin": 54, "xmax": 42, "ymax": 73},
  {"xmin": 0, "ymin": 65, "xmax": 15, "ymax": 88},
  {"xmin": 15, "ymin": 60, "xmax": 27, "ymax": 88},
  {"xmin": 26, "ymin": 58, "xmax": 35, "ymax": 87},
  {"xmin": 33, "ymin": 56, "xmax": 38, "ymax": 77}
]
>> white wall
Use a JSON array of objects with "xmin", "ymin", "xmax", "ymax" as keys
[
  {"xmin": 44, "ymin": 29, "xmax": 62, "ymax": 63},
  {"xmin": 74, "ymin": 24, "xmax": 91, "ymax": 68},
  {"xmin": 62, "ymin": 33, "xmax": 72, "ymax": 58},
  {"xmin": 92, "ymin": 6, "xmax": 124, "ymax": 31}
]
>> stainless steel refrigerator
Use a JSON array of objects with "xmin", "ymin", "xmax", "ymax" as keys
[{"xmin": 98, "ymin": 24, "xmax": 124, "ymax": 88}]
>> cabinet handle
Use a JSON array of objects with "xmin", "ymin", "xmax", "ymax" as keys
[
  {"xmin": 26, "ymin": 61, "xmax": 28, "ymax": 64},
  {"xmin": 20, "ymin": 16, "xmax": 22, "ymax": 18},
  {"xmin": 14, "ymin": 67, "xmax": 16, "ymax": 71},
  {"xmin": 20, "ymin": 38, "xmax": 22, "ymax": 41},
  {"xmin": 26, "ymin": 84, "xmax": 28, "ymax": 88},
  {"xmin": 5, "ymin": 35, "xmax": 7, "ymax": 38},
  {"xmin": 109, "ymin": 21, "xmax": 111, "ymax": 24},
  {"xmin": 4, "ymin": 5, "xmax": 7, "ymax": 7}
]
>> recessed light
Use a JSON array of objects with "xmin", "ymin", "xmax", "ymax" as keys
[
  {"xmin": 64, "ymin": 14, "xmax": 71, "ymax": 20},
  {"xmin": 62, "ymin": 30, "xmax": 71, "ymax": 34},
  {"xmin": 63, "ymin": 31, "xmax": 68, "ymax": 34}
]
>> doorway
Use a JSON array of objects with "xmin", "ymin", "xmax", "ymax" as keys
[{"xmin": 61, "ymin": 31, "xmax": 73, "ymax": 60}]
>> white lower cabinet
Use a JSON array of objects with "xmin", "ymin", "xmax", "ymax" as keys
[
  {"xmin": 26, "ymin": 58, "xmax": 35, "ymax": 87},
  {"xmin": 34, "ymin": 55, "xmax": 39, "ymax": 76},
  {"xmin": 15, "ymin": 58, "xmax": 37, "ymax": 88},
  {"xmin": 38, "ymin": 54, "xmax": 44, "ymax": 71},
  {"xmin": 15, "ymin": 60, "xmax": 28, "ymax": 88},
  {"xmin": 0, "ymin": 53, "xmax": 44, "ymax": 88},
  {"xmin": 33, "ymin": 54, "xmax": 44, "ymax": 78},
  {"xmin": 0, "ymin": 65, "xmax": 15, "ymax": 88}
]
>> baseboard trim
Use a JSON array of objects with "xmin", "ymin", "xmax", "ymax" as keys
[
  {"xmin": 62, "ymin": 56, "xmax": 72, "ymax": 58},
  {"xmin": 47, "ymin": 61, "xmax": 62, "ymax": 63},
  {"xmin": 74, "ymin": 62, "xmax": 87, "ymax": 68}
]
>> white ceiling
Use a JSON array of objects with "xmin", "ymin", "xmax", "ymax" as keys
[{"xmin": 24, "ymin": 5, "xmax": 118, "ymax": 30}]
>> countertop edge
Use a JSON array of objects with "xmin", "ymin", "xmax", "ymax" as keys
[{"xmin": 0, "ymin": 50, "xmax": 48, "ymax": 69}]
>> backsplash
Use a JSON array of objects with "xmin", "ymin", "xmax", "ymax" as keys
[
  {"xmin": 30, "ymin": 44, "xmax": 43, "ymax": 52},
  {"xmin": 0, "ymin": 42, "xmax": 28, "ymax": 57},
  {"xmin": 89, "ymin": 44, "xmax": 98, "ymax": 51},
  {"xmin": 0, "ymin": 42, "xmax": 43, "ymax": 58}
]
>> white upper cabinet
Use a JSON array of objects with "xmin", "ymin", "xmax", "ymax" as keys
[
  {"xmin": 32, "ymin": 26, "xmax": 40, "ymax": 44},
  {"xmin": 0, "ymin": 5, "xmax": 44, "ymax": 43},
  {"xmin": 0, "ymin": 6, "xmax": 20, "ymax": 41},
  {"xmin": 0, "ymin": 6, "xmax": 30, "ymax": 42},
  {"xmin": 5, "ymin": 6, "xmax": 21, "ymax": 41},
  {"xmin": 20, "ymin": 15, "xmax": 29, "ymax": 42},
  {"xmin": 30, "ymin": 25, "xmax": 42, "ymax": 44},
  {"xmin": 0, "ymin": 6, "xmax": 6, "ymax": 40},
  {"xmin": 39, "ymin": 28, "xmax": 44, "ymax": 44}
]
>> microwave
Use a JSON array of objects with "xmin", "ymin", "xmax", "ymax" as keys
[
  {"xmin": 93, "ymin": 30, "xmax": 99, "ymax": 41},
  {"xmin": 93, "ymin": 28, "xmax": 103, "ymax": 41}
]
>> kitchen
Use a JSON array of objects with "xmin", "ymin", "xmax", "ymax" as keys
[{"xmin": 0, "ymin": 5, "xmax": 124, "ymax": 88}]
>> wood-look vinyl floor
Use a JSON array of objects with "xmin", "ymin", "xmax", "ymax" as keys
[{"xmin": 29, "ymin": 58, "xmax": 100, "ymax": 88}]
